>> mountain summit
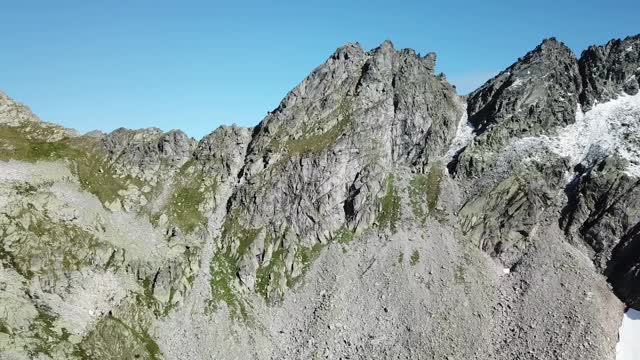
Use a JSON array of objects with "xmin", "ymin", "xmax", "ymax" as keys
[{"xmin": 0, "ymin": 35, "xmax": 639, "ymax": 360}]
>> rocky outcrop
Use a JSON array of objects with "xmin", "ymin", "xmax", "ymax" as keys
[
  {"xmin": 194, "ymin": 125, "xmax": 252, "ymax": 180},
  {"xmin": 102, "ymin": 128, "xmax": 197, "ymax": 181},
  {"xmin": 459, "ymin": 158, "xmax": 568, "ymax": 266},
  {"xmin": 580, "ymin": 34, "xmax": 640, "ymax": 110},
  {"xmin": 0, "ymin": 91, "xmax": 41, "ymax": 124},
  {"xmin": 562, "ymin": 156, "xmax": 640, "ymax": 308}
]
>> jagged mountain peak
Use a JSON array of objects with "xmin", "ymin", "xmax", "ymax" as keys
[
  {"xmin": 536, "ymin": 36, "xmax": 571, "ymax": 51},
  {"xmin": 243, "ymin": 39, "xmax": 460, "ymax": 178},
  {"xmin": 329, "ymin": 42, "xmax": 366, "ymax": 64},
  {"xmin": 580, "ymin": 33, "xmax": 640, "ymax": 109},
  {"xmin": 458, "ymin": 36, "xmax": 582, "ymax": 179}
]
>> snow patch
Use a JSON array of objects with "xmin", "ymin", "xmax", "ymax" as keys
[
  {"xmin": 509, "ymin": 93, "xmax": 640, "ymax": 177},
  {"xmin": 617, "ymin": 309, "xmax": 640, "ymax": 360},
  {"xmin": 446, "ymin": 105, "xmax": 475, "ymax": 158},
  {"xmin": 510, "ymin": 78, "xmax": 524, "ymax": 88}
]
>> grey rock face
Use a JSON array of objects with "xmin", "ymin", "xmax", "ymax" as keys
[
  {"xmin": 452, "ymin": 34, "xmax": 640, "ymax": 309},
  {"xmin": 459, "ymin": 157, "xmax": 568, "ymax": 267},
  {"xmin": 468, "ymin": 38, "xmax": 581, "ymax": 138},
  {"xmin": 222, "ymin": 40, "xmax": 462, "ymax": 301},
  {"xmin": 0, "ymin": 91, "xmax": 78, "ymax": 142},
  {"xmin": 580, "ymin": 34, "xmax": 640, "ymax": 110},
  {"xmin": 103, "ymin": 128, "xmax": 197, "ymax": 180},
  {"xmin": 194, "ymin": 125, "xmax": 252, "ymax": 180}
]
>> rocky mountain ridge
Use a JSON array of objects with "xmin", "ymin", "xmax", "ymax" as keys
[{"xmin": 0, "ymin": 34, "xmax": 639, "ymax": 359}]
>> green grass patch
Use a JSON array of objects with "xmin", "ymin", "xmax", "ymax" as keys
[
  {"xmin": 454, "ymin": 263, "xmax": 466, "ymax": 285},
  {"xmin": 289, "ymin": 243, "xmax": 324, "ymax": 287},
  {"xmin": 269, "ymin": 96, "xmax": 353, "ymax": 156},
  {"xmin": 79, "ymin": 315, "xmax": 162, "ymax": 360},
  {"xmin": 134, "ymin": 278, "xmax": 160, "ymax": 314},
  {"xmin": 0, "ymin": 125, "xmax": 70, "ymax": 161},
  {"xmin": 426, "ymin": 162, "xmax": 443, "ymax": 213},
  {"xmin": 410, "ymin": 249, "xmax": 420, "ymax": 266},
  {"xmin": 1, "ymin": 208, "xmax": 111, "ymax": 279},
  {"xmin": 335, "ymin": 226, "xmax": 354, "ymax": 244},
  {"xmin": 255, "ymin": 247, "xmax": 287, "ymax": 302},
  {"xmin": 377, "ymin": 175, "xmax": 401, "ymax": 232},
  {"xmin": 0, "ymin": 124, "xmax": 141, "ymax": 206},
  {"xmin": 159, "ymin": 163, "xmax": 215, "ymax": 234},
  {"xmin": 221, "ymin": 210, "xmax": 262, "ymax": 259},
  {"xmin": 0, "ymin": 320, "xmax": 9, "ymax": 334},
  {"xmin": 26, "ymin": 306, "xmax": 80, "ymax": 358},
  {"xmin": 287, "ymin": 116, "xmax": 351, "ymax": 155},
  {"xmin": 208, "ymin": 250, "xmax": 250, "ymax": 321},
  {"xmin": 208, "ymin": 212, "xmax": 265, "ymax": 316},
  {"xmin": 408, "ymin": 161, "xmax": 444, "ymax": 223}
]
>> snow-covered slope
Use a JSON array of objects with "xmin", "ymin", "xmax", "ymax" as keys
[
  {"xmin": 509, "ymin": 92, "xmax": 640, "ymax": 177},
  {"xmin": 446, "ymin": 103, "xmax": 475, "ymax": 158},
  {"xmin": 617, "ymin": 309, "xmax": 640, "ymax": 360}
]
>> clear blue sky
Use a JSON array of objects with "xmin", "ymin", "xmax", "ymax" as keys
[{"xmin": 1, "ymin": 1, "xmax": 638, "ymax": 139}]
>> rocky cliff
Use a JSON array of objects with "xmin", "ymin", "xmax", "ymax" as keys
[{"xmin": 0, "ymin": 34, "xmax": 639, "ymax": 360}]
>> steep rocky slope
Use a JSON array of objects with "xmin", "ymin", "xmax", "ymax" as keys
[{"xmin": 0, "ymin": 34, "xmax": 639, "ymax": 360}]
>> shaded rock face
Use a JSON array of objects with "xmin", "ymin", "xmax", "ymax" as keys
[
  {"xmin": 580, "ymin": 35, "xmax": 640, "ymax": 110},
  {"xmin": 562, "ymin": 156, "xmax": 640, "ymax": 308},
  {"xmin": 468, "ymin": 38, "xmax": 581, "ymax": 137},
  {"xmin": 1, "ymin": 35, "xmax": 640, "ymax": 360}
]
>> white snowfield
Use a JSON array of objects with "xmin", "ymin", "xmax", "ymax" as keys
[
  {"xmin": 445, "ymin": 103, "xmax": 475, "ymax": 158},
  {"xmin": 617, "ymin": 309, "xmax": 640, "ymax": 360},
  {"xmin": 509, "ymin": 92, "xmax": 640, "ymax": 178},
  {"xmin": 552, "ymin": 93, "xmax": 640, "ymax": 177}
]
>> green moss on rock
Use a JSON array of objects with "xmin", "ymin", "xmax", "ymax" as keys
[
  {"xmin": 0, "ymin": 207, "xmax": 112, "ymax": 279},
  {"xmin": 208, "ymin": 250, "xmax": 250, "ymax": 321},
  {"xmin": 287, "ymin": 116, "xmax": 351, "ymax": 155},
  {"xmin": 256, "ymin": 247, "xmax": 287, "ymax": 303},
  {"xmin": 0, "ymin": 124, "xmax": 142, "ymax": 207},
  {"xmin": 151, "ymin": 160, "xmax": 218, "ymax": 234},
  {"xmin": 408, "ymin": 161, "xmax": 444, "ymax": 223},
  {"xmin": 79, "ymin": 315, "xmax": 162, "ymax": 360},
  {"xmin": 377, "ymin": 175, "xmax": 401, "ymax": 231},
  {"xmin": 410, "ymin": 249, "xmax": 420, "ymax": 266}
]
